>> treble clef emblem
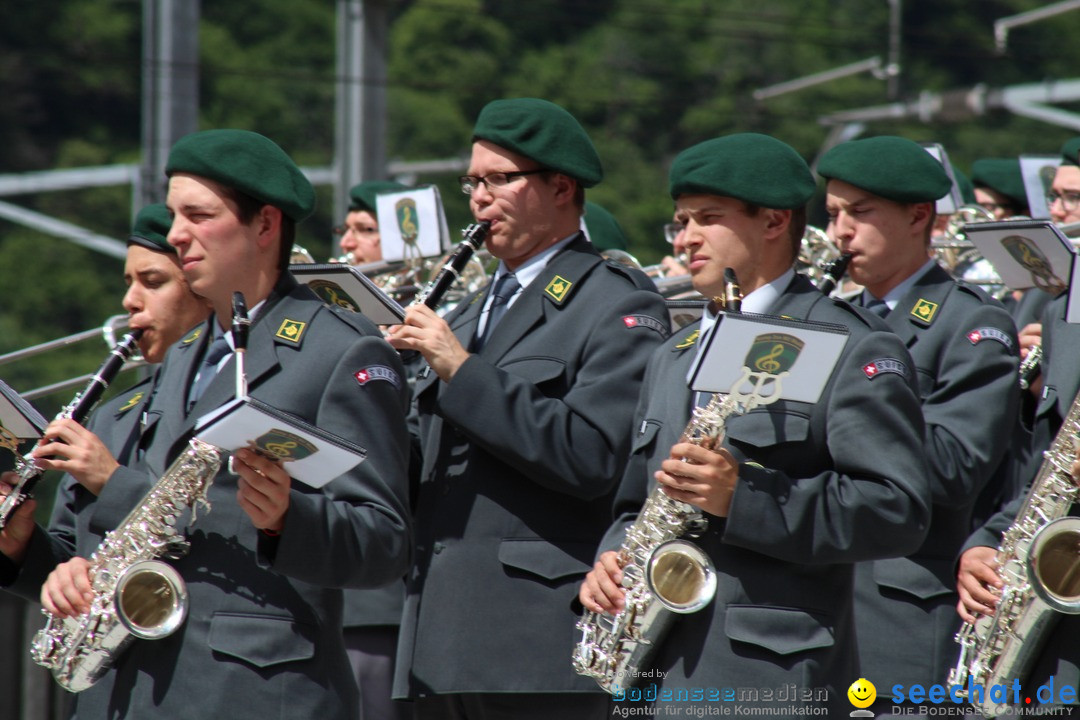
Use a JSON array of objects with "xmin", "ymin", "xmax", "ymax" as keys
[
  {"xmin": 263, "ymin": 440, "xmax": 298, "ymax": 458},
  {"xmin": 754, "ymin": 343, "xmax": 785, "ymax": 374}
]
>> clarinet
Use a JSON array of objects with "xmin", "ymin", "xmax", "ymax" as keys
[
  {"xmin": 231, "ymin": 292, "xmax": 251, "ymax": 399},
  {"xmin": 412, "ymin": 221, "xmax": 491, "ymax": 309},
  {"xmin": 1018, "ymin": 342, "xmax": 1043, "ymax": 391},
  {"xmin": 816, "ymin": 253, "xmax": 853, "ymax": 296},
  {"xmin": 0, "ymin": 328, "xmax": 144, "ymax": 529}
]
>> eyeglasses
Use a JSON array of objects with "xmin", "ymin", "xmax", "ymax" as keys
[
  {"xmin": 663, "ymin": 222, "xmax": 685, "ymax": 244},
  {"xmin": 459, "ymin": 169, "xmax": 549, "ymax": 196},
  {"xmin": 333, "ymin": 225, "xmax": 378, "ymax": 237},
  {"xmin": 1045, "ymin": 191, "xmax": 1080, "ymax": 212},
  {"xmin": 978, "ymin": 202, "xmax": 1014, "ymax": 213}
]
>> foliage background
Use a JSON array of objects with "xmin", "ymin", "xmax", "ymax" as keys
[{"xmin": 2, "ymin": 0, "xmax": 1080, "ymax": 412}]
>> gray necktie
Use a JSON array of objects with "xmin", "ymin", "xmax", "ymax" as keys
[
  {"xmin": 865, "ymin": 297, "xmax": 890, "ymax": 318},
  {"xmin": 478, "ymin": 272, "xmax": 520, "ymax": 348},
  {"xmin": 187, "ymin": 334, "xmax": 231, "ymax": 411}
]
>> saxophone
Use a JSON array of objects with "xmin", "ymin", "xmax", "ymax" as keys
[
  {"xmin": 573, "ymin": 269, "xmax": 784, "ymax": 692},
  {"xmin": 31, "ymin": 295, "xmax": 250, "ymax": 692},
  {"xmin": 947, "ymin": 384, "xmax": 1080, "ymax": 717},
  {"xmin": 31, "ymin": 438, "xmax": 222, "ymax": 691},
  {"xmin": 571, "ymin": 393, "xmax": 732, "ymax": 692}
]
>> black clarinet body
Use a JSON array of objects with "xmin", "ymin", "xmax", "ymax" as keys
[
  {"xmin": 816, "ymin": 253, "xmax": 853, "ymax": 296},
  {"xmin": 413, "ymin": 221, "xmax": 491, "ymax": 310},
  {"xmin": 0, "ymin": 328, "xmax": 144, "ymax": 529}
]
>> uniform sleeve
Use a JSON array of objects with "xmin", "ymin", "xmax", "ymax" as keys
[
  {"xmin": 922, "ymin": 304, "xmax": 1020, "ymax": 508},
  {"xmin": 722, "ymin": 329, "xmax": 931, "ymax": 564},
  {"xmin": 436, "ymin": 288, "xmax": 669, "ymax": 501},
  {"xmin": 266, "ymin": 334, "xmax": 413, "ymax": 590},
  {"xmin": 597, "ymin": 348, "xmax": 669, "ymax": 556}
]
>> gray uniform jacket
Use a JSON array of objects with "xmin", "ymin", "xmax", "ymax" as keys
[
  {"xmin": 854, "ymin": 265, "xmax": 1019, "ymax": 690},
  {"xmin": 51, "ymin": 273, "xmax": 413, "ymax": 720},
  {"xmin": 965, "ymin": 291, "xmax": 1080, "ymax": 695},
  {"xmin": 394, "ymin": 235, "xmax": 670, "ymax": 697},
  {"xmin": 602, "ymin": 274, "xmax": 929, "ymax": 716},
  {"xmin": 3, "ymin": 378, "xmax": 154, "ymax": 597}
]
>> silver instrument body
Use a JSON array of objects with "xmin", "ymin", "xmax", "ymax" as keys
[
  {"xmin": 31, "ymin": 438, "xmax": 222, "ymax": 692},
  {"xmin": 1019, "ymin": 343, "xmax": 1043, "ymax": 391},
  {"xmin": 947, "ymin": 387, "xmax": 1080, "ymax": 717},
  {"xmin": 572, "ymin": 394, "xmax": 731, "ymax": 693}
]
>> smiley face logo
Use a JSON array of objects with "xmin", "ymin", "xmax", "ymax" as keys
[{"xmin": 848, "ymin": 677, "xmax": 876, "ymax": 709}]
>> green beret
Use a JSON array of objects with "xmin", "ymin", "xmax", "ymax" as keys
[
  {"xmin": 165, "ymin": 129, "xmax": 315, "ymax": 221},
  {"xmin": 668, "ymin": 133, "xmax": 815, "ymax": 209},
  {"xmin": 818, "ymin": 136, "xmax": 951, "ymax": 203},
  {"xmin": 128, "ymin": 203, "xmax": 174, "ymax": 254},
  {"xmin": 1061, "ymin": 137, "xmax": 1080, "ymax": 167},
  {"xmin": 971, "ymin": 158, "xmax": 1027, "ymax": 206},
  {"xmin": 951, "ymin": 166, "xmax": 976, "ymax": 205},
  {"xmin": 348, "ymin": 180, "xmax": 409, "ymax": 214},
  {"xmin": 472, "ymin": 98, "xmax": 602, "ymax": 187},
  {"xmin": 583, "ymin": 201, "xmax": 628, "ymax": 251}
]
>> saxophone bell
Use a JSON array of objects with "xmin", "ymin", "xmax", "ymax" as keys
[
  {"xmin": 1028, "ymin": 516, "xmax": 1080, "ymax": 615},
  {"xmin": 647, "ymin": 539, "xmax": 718, "ymax": 614},
  {"xmin": 115, "ymin": 559, "xmax": 189, "ymax": 640}
]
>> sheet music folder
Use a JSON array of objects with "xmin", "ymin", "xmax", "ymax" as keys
[
  {"xmin": 194, "ymin": 397, "xmax": 367, "ymax": 489},
  {"xmin": 290, "ymin": 263, "xmax": 406, "ymax": 325},
  {"xmin": 687, "ymin": 312, "xmax": 849, "ymax": 404},
  {"xmin": 0, "ymin": 379, "xmax": 48, "ymax": 441}
]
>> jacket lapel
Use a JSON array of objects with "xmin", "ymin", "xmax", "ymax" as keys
[
  {"xmin": 888, "ymin": 265, "xmax": 952, "ymax": 348},
  {"xmin": 478, "ymin": 234, "xmax": 602, "ymax": 362}
]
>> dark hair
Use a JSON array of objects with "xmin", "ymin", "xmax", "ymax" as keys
[
  {"xmin": 219, "ymin": 185, "xmax": 296, "ymax": 271},
  {"xmin": 741, "ymin": 202, "xmax": 807, "ymax": 262}
]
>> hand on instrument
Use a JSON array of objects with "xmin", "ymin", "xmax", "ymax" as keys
[
  {"xmin": 579, "ymin": 551, "xmax": 626, "ymax": 615},
  {"xmin": 1018, "ymin": 322, "xmax": 1043, "ymax": 396},
  {"xmin": 956, "ymin": 545, "xmax": 1002, "ymax": 624},
  {"xmin": 0, "ymin": 471, "xmax": 36, "ymax": 563},
  {"xmin": 233, "ymin": 448, "xmax": 291, "ymax": 534},
  {"xmin": 30, "ymin": 418, "xmax": 119, "ymax": 496},
  {"xmin": 656, "ymin": 442, "xmax": 739, "ymax": 517},
  {"xmin": 42, "ymin": 556, "xmax": 93, "ymax": 618},
  {"xmin": 386, "ymin": 304, "xmax": 471, "ymax": 382}
]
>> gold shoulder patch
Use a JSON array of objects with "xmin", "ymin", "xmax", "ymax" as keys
[
  {"xmin": 544, "ymin": 275, "xmax": 573, "ymax": 303},
  {"xmin": 675, "ymin": 329, "xmax": 700, "ymax": 349},
  {"xmin": 181, "ymin": 328, "xmax": 203, "ymax": 344},
  {"xmin": 275, "ymin": 319, "xmax": 307, "ymax": 344},
  {"xmin": 910, "ymin": 298, "xmax": 939, "ymax": 325},
  {"xmin": 116, "ymin": 391, "xmax": 145, "ymax": 415}
]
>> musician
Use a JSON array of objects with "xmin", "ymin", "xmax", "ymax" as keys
[
  {"xmin": 337, "ymin": 179, "xmax": 408, "ymax": 265},
  {"xmin": 972, "ymin": 157, "xmax": 1030, "ymax": 220},
  {"xmin": 579, "ymin": 133, "xmax": 930, "ymax": 717},
  {"xmin": 0, "ymin": 203, "xmax": 210, "ymax": 582},
  {"xmin": 338, "ymin": 179, "xmax": 414, "ymax": 720},
  {"xmin": 581, "ymin": 200, "xmax": 629, "ymax": 251},
  {"xmin": 1012, "ymin": 138, "xmax": 1080, "ymax": 396},
  {"xmin": 956, "ymin": 289, "xmax": 1080, "ymax": 712},
  {"xmin": 387, "ymin": 97, "xmax": 669, "ymax": 720},
  {"xmin": 817, "ymin": 135, "xmax": 1020, "ymax": 712},
  {"xmin": 33, "ymin": 129, "xmax": 413, "ymax": 720}
]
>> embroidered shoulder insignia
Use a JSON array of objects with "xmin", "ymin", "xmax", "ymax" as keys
[
  {"xmin": 910, "ymin": 298, "xmax": 939, "ymax": 325},
  {"xmin": 275, "ymin": 319, "xmax": 307, "ymax": 344},
  {"xmin": 967, "ymin": 327, "xmax": 1014, "ymax": 350},
  {"xmin": 863, "ymin": 358, "xmax": 908, "ymax": 380},
  {"xmin": 544, "ymin": 275, "xmax": 572, "ymax": 303},
  {"xmin": 622, "ymin": 315, "xmax": 668, "ymax": 338},
  {"xmin": 116, "ymin": 391, "xmax": 145, "ymax": 415},
  {"xmin": 181, "ymin": 328, "xmax": 203, "ymax": 344},
  {"xmin": 355, "ymin": 365, "xmax": 402, "ymax": 389},
  {"xmin": 675, "ymin": 329, "xmax": 700, "ymax": 349}
]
